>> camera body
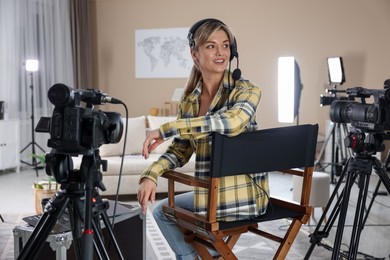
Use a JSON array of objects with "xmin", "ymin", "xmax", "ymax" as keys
[
  {"xmin": 36, "ymin": 84, "xmax": 123, "ymax": 155},
  {"xmin": 330, "ymin": 85, "xmax": 390, "ymax": 132}
]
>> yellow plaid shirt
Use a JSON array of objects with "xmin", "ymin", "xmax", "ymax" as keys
[{"xmin": 140, "ymin": 70, "xmax": 269, "ymax": 221}]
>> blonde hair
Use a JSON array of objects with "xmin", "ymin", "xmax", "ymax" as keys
[{"xmin": 184, "ymin": 20, "xmax": 235, "ymax": 97}]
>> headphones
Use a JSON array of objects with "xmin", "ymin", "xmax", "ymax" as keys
[{"xmin": 187, "ymin": 18, "xmax": 238, "ymax": 62}]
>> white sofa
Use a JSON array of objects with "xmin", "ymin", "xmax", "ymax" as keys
[{"xmin": 73, "ymin": 115, "xmax": 195, "ymax": 196}]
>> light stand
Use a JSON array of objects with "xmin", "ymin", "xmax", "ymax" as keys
[
  {"xmin": 315, "ymin": 57, "xmax": 349, "ymax": 183},
  {"xmin": 20, "ymin": 59, "xmax": 45, "ymax": 176}
]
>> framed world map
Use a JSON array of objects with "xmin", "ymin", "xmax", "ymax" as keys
[{"xmin": 135, "ymin": 27, "xmax": 192, "ymax": 78}]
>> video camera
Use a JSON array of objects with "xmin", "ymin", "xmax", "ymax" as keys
[
  {"xmin": 330, "ymin": 80, "xmax": 390, "ymax": 132},
  {"xmin": 36, "ymin": 83, "xmax": 123, "ymax": 155}
]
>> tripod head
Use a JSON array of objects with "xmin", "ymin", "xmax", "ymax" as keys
[
  {"xmin": 344, "ymin": 130, "xmax": 390, "ymax": 157},
  {"xmin": 45, "ymin": 150, "xmax": 107, "ymax": 192}
]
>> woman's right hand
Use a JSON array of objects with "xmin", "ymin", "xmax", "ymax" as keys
[
  {"xmin": 137, "ymin": 178, "xmax": 157, "ymax": 214},
  {"xmin": 142, "ymin": 128, "xmax": 164, "ymax": 159}
]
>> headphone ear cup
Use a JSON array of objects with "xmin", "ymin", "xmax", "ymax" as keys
[
  {"xmin": 230, "ymin": 37, "xmax": 238, "ymax": 61},
  {"xmin": 189, "ymin": 39, "xmax": 195, "ymax": 49}
]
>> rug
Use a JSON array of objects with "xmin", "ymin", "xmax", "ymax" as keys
[
  {"xmin": 0, "ymin": 213, "xmax": 25, "ymax": 260},
  {"xmin": 1, "ymin": 210, "xmax": 380, "ymax": 260},
  {"xmin": 0, "ymin": 211, "xmax": 167, "ymax": 260}
]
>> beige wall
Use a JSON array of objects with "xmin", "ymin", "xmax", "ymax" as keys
[{"xmin": 89, "ymin": 0, "xmax": 390, "ymax": 135}]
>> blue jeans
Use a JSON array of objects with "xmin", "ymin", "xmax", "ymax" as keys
[{"xmin": 152, "ymin": 192, "xmax": 198, "ymax": 260}]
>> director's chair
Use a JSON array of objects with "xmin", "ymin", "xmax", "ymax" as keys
[{"xmin": 161, "ymin": 124, "xmax": 318, "ymax": 259}]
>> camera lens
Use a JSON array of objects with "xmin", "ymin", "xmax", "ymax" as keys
[
  {"xmin": 330, "ymin": 100, "xmax": 378, "ymax": 124},
  {"xmin": 48, "ymin": 83, "xmax": 74, "ymax": 107}
]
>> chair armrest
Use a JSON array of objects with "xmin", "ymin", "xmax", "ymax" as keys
[
  {"xmin": 161, "ymin": 171, "xmax": 209, "ymax": 189},
  {"xmin": 162, "ymin": 205, "xmax": 219, "ymax": 235},
  {"xmin": 270, "ymin": 197, "xmax": 311, "ymax": 214}
]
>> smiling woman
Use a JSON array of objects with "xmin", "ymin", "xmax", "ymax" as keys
[{"xmin": 137, "ymin": 18, "xmax": 269, "ymax": 260}]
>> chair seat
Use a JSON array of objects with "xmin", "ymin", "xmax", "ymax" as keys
[{"xmin": 219, "ymin": 202, "xmax": 304, "ymax": 230}]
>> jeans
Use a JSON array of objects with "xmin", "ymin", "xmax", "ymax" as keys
[{"xmin": 152, "ymin": 192, "xmax": 198, "ymax": 260}]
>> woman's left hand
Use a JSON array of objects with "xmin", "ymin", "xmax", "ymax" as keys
[{"xmin": 142, "ymin": 128, "xmax": 164, "ymax": 159}]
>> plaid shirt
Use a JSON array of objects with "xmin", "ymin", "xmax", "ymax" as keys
[{"xmin": 140, "ymin": 70, "xmax": 269, "ymax": 221}]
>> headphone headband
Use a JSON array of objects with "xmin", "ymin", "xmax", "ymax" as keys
[{"xmin": 187, "ymin": 18, "xmax": 238, "ymax": 61}]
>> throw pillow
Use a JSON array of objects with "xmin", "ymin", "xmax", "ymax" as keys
[
  {"xmin": 147, "ymin": 115, "xmax": 177, "ymax": 154},
  {"xmin": 99, "ymin": 116, "xmax": 146, "ymax": 156}
]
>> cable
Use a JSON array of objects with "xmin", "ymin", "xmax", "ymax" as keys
[
  {"xmin": 247, "ymin": 173, "xmax": 275, "ymax": 218},
  {"xmin": 109, "ymin": 101, "xmax": 129, "ymax": 228}
]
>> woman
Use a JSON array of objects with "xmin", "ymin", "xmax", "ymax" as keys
[{"xmin": 137, "ymin": 18, "xmax": 269, "ymax": 260}]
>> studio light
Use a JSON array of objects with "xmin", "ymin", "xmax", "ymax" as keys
[
  {"xmin": 278, "ymin": 56, "xmax": 302, "ymax": 124},
  {"xmin": 25, "ymin": 59, "xmax": 39, "ymax": 72},
  {"xmin": 21, "ymin": 58, "xmax": 45, "ymax": 176},
  {"xmin": 327, "ymin": 57, "xmax": 345, "ymax": 85}
]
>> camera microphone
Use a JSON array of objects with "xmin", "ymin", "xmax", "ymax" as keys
[
  {"xmin": 101, "ymin": 96, "xmax": 122, "ymax": 104},
  {"xmin": 48, "ymin": 84, "xmax": 122, "ymax": 107},
  {"xmin": 78, "ymin": 89, "xmax": 122, "ymax": 105}
]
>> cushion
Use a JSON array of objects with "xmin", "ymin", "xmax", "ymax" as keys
[
  {"xmin": 99, "ymin": 116, "xmax": 146, "ymax": 156},
  {"xmin": 147, "ymin": 115, "xmax": 177, "ymax": 154}
]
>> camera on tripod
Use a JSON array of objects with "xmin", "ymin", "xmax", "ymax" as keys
[
  {"xmin": 36, "ymin": 83, "xmax": 123, "ymax": 155},
  {"xmin": 330, "ymin": 80, "xmax": 390, "ymax": 132},
  {"xmin": 18, "ymin": 84, "xmax": 127, "ymax": 260}
]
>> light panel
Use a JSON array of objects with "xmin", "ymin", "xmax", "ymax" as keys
[
  {"xmin": 25, "ymin": 59, "xmax": 39, "ymax": 72},
  {"xmin": 278, "ymin": 56, "xmax": 295, "ymax": 123},
  {"xmin": 327, "ymin": 57, "xmax": 345, "ymax": 85}
]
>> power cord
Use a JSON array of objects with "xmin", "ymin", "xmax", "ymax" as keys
[{"xmin": 109, "ymin": 101, "xmax": 129, "ymax": 228}]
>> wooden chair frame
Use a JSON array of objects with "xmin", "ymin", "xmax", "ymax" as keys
[{"xmin": 161, "ymin": 124, "xmax": 318, "ymax": 259}]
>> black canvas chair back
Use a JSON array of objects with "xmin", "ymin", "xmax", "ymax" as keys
[{"xmin": 162, "ymin": 124, "xmax": 319, "ymax": 259}]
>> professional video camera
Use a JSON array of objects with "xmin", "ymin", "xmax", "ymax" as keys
[
  {"xmin": 330, "ymin": 80, "xmax": 390, "ymax": 132},
  {"xmin": 36, "ymin": 83, "xmax": 123, "ymax": 155},
  {"xmin": 18, "ymin": 84, "xmax": 126, "ymax": 260}
]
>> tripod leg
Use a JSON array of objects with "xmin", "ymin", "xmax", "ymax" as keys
[
  {"xmin": 348, "ymin": 171, "xmax": 371, "ymax": 260},
  {"xmin": 304, "ymin": 158, "xmax": 351, "ymax": 259},
  {"xmin": 373, "ymin": 158, "xmax": 390, "ymax": 194},
  {"xmin": 68, "ymin": 198, "xmax": 84, "ymax": 260},
  {"xmin": 331, "ymin": 163, "xmax": 357, "ymax": 260},
  {"xmin": 82, "ymin": 183, "xmax": 95, "ymax": 260},
  {"xmin": 362, "ymin": 178, "xmax": 382, "ymax": 226},
  {"xmin": 99, "ymin": 209, "xmax": 124, "ymax": 259},
  {"xmin": 17, "ymin": 192, "xmax": 69, "ymax": 260},
  {"xmin": 92, "ymin": 216, "xmax": 110, "ymax": 260}
]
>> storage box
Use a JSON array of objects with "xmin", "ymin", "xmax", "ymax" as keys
[
  {"xmin": 14, "ymin": 201, "xmax": 145, "ymax": 260},
  {"xmin": 13, "ymin": 224, "xmax": 73, "ymax": 260}
]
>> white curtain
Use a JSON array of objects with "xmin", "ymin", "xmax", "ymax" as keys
[{"xmin": 0, "ymin": 0, "xmax": 74, "ymax": 162}]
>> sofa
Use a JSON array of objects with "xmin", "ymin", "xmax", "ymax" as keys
[{"xmin": 73, "ymin": 115, "xmax": 195, "ymax": 196}]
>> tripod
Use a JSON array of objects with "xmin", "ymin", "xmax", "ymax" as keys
[
  {"xmin": 17, "ymin": 151, "xmax": 124, "ymax": 260},
  {"xmin": 305, "ymin": 132, "xmax": 390, "ymax": 260},
  {"xmin": 20, "ymin": 72, "xmax": 46, "ymax": 176},
  {"xmin": 315, "ymin": 122, "xmax": 352, "ymax": 184}
]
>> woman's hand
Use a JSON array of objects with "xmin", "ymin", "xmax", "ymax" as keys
[
  {"xmin": 137, "ymin": 178, "xmax": 157, "ymax": 214},
  {"xmin": 142, "ymin": 128, "xmax": 164, "ymax": 159}
]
